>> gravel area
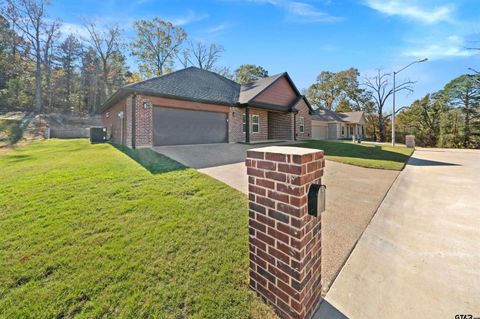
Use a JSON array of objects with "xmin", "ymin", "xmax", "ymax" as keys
[{"xmin": 320, "ymin": 161, "xmax": 398, "ymax": 293}]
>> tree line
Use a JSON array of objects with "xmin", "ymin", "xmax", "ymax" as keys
[
  {"xmin": 0, "ymin": 0, "xmax": 268, "ymax": 115},
  {"xmin": 303, "ymin": 67, "xmax": 479, "ymax": 148},
  {"xmin": 1, "ymin": 0, "xmax": 478, "ymax": 148}
]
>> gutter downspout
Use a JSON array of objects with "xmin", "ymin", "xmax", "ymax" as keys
[{"xmin": 131, "ymin": 95, "xmax": 136, "ymax": 149}]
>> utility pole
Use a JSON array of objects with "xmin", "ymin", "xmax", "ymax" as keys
[{"xmin": 392, "ymin": 58, "xmax": 428, "ymax": 147}]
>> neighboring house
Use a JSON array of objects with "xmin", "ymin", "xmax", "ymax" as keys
[
  {"xmin": 311, "ymin": 109, "xmax": 366, "ymax": 140},
  {"xmin": 101, "ymin": 67, "xmax": 313, "ymax": 148}
]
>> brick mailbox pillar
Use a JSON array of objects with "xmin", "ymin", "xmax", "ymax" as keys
[{"xmin": 246, "ymin": 146, "xmax": 325, "ymax": 319}]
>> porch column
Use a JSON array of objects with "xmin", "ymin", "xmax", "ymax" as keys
[
  {"xmin": 246, "ymin": 106, "xmax": 250, "ymax": 143},
  {"xmin": 246, "ymin": 146, "xmax": 325, "ymax": 319},
  {"xmin": 293, "ymin": 113, "xmax": 297, "ymax": 141}
]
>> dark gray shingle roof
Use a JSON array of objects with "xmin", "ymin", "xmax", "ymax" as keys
[
  {"xmin": 102, "ymin": 67, "xmax": 308, "ymax": 112},
  {"xmin": 124, "ymin": 67, "xmax": 240, "ymax": 105}
]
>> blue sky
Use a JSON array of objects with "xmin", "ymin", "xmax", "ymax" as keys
[{"xmin": 50, "ymin": 0, "xmax": 479, "ymax": 110}]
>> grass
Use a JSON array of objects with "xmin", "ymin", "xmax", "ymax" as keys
[
  {"xmin": 111, "ymin": 143, "xmax": 186, "ymax": 174},
  {"xmin": 0, "ymin": 139, "xmax": 275, "ymax": 319},
  {"xmin": 0, "ymin": 119, "xmax": 23, "ymax": 147},
  {"xmin": 295, "ymin": 140, "xmax": 414, "ymax": 170}
]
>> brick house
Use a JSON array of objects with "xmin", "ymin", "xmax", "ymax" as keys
[
  {"xmin": 311, "ymin": 108, "xmax": 366, "ymax": 140},
  {"xmin": 101, "ymin": 67, "xmax": 314, "ymax": 148}
]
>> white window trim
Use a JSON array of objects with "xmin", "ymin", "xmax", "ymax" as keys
[
  {"xmin": 251, "ymin": 114, "xmax": 260, "ymax": 133},
  {"xmin": 242, "ymin": 114, "xmax": 260, "ymax": 133},
  {"xmin": 242, "ymin": 113, "xmax": 247, "ymax": 133},
  {"xmin": 299, "ymin": 116, "xmax": 305, "ymax": 133}
]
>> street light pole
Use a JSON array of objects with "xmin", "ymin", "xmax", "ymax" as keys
[
  {"xmin": 392, "ymin": 71, "xmax": 396, "ymax": 147},
  {"xmin": 391, "ymin": 58, "xmax": 428, "ymax": 147}
]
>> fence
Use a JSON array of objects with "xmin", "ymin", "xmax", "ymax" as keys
[{"xmin": 49, "ymin": 128, "xmax": 90, "ymax": 138}]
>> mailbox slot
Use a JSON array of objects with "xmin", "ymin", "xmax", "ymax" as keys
[{"xmin": 308, "ymin": 184, "xmax": 326, "ymax": 217}]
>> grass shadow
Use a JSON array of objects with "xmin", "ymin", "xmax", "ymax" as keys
[
  {"xmin": 1, "ymin": 154, "xmax": 33, "ymax": 163},
  {"xmin": 407, "ymin": 157, "xmax": 460, "ymax": 166},
  {"xmin": 111, "ymin": 143, "xmax": 186, "ymax": 174},
  {"xmin": 313, "ymin": 299, "xmax": 348, "ymax": 319}
]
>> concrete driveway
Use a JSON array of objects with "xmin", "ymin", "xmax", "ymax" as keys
[
  {"xmin": 198, "ymin": 160, "xmax": 399, "ymax": 293},
  {"xmin": 154, "ymin": 143, "xmax": 400, "ymax": 295},
  {"xmin": 152, "ymin": 142, "xmax": 299, "ymax": 169},
  {"xmin": 325, "ymin": 148, "xmax": 480, "ymax": 318}
]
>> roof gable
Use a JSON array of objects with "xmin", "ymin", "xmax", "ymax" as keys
[
  {"xmin": 238, "ymin": 73, "xmax": 284, "ymax": 104},
  {"xmin": 253, "ymin": 76, "xmax": 298, "ymax": 107},
  {"xmin": 337, "ymin": 112, "xmax": 365, "ymax": 124}
]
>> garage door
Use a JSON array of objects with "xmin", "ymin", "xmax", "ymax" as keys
[
  {"xmin": 153, "ymin": 107, "xmax": 228, "ymax": 146},
  {"xmin": 312, "ymin": 124, "xmax": 328, "ymax": 140}
]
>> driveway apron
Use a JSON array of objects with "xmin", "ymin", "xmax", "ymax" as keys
[{"xmin": 324, "ymin": 148, "xmax": 480, "ymax": 319}]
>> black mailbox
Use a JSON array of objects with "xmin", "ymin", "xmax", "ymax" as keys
[{"xmin": 308, "ymin": 184, "xmax": 326, "ymax": 217}]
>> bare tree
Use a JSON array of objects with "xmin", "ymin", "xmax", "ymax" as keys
[
  {"xmin": 177, "ymin": 47, "xmax": 190, "ymax": 68},
  {"xmin": 185, "ymin": 41, "xmax": 224, "ymax": 71},
  {"xmin": 3, "ymin": 0, "xmax": 59, "ymax": 113},
  {"xmin": 84, "ymin": 21, "xmax": 122, "ymax": 112},
  {"xmin": 364, "ymin": 69, "xmax": 415, "ymax": 141}
]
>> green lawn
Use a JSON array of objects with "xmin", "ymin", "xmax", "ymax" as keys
[
  {"xmin": 0, "ymin": 119, "xmax": 23, "ymax": 147},
  {"xmin": 295, "ymin": 140, "xmax": 413, "ymax": 170},
  {"xmin": 0, "ymin": 139, "xmax": 275, "ymax": 319}
]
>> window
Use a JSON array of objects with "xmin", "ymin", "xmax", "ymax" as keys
[
  {"xmin": 242, "ymin": 114, "xmax": 246, "ymax": 133},
  {"xmin": 106, "ymin": 112, "xmax": 110, "ymax": 118},
  {"xmin": 299, "ymin": 116, "xmax": 305, "ymax": 133},
  {"xmin": 350, "ymin": 127, "xmax": 354, "ymax": 135},
  {"xmin": 341, "ymin": 126, "xmax": 345, "ymax": 136},
  {"xmin": 252, "ymin": 115, "xmax": 260, "ymax": 133}
]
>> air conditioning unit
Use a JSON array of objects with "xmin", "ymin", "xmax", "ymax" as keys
[{"xmin": 90, "ymin": 127, "xmax": 107, "ymax": 144}]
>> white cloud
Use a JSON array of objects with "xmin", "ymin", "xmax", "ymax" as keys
[
  {"xmin": 208, "ymin": 23, "xmax": 230, "ymax": 33},
  {"xmin": 248, "ymin": 0, "xmax": 342, "ymax": 23},
  {"xmin": 402, "ymin": 35, "xmax": 474, "ymax": 60},
  {"xmin": 169, "ymin": 10, "xmax": 209, "ymax": 26},
  {"xmin": 59, "ymin": 22, "xmax": 90, "ymax": 39},
  {"xmin": 364, "ymin": 0, "xmax": 454, "ymax": 24},
  {"xmin": 318, "ymin": 43, "xmax": 338, "ymax": 51},
  {"xmin": 287, "ymin": 2, "xmax": 342, "ymax": 23}
]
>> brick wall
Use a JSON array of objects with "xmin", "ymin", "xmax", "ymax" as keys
[
  {"xmin": 102, "ymin": 97, "xmax": 130, "ymax": 146},
  {"xmin": 125, "ymin": 96, "xmax": 133, "ymax": 147},
  {"xmin": 229, "ymin": 106, "xmax": 244, "ymax": 143},
  {"xmin": 103, "ymin": 93, "xmax": 308, "ymax": 147},
  {"xmin": 246, "ymin": 146, "xmax": 324, "ymax": 319},
  {"xmin": 251, "ymin": 108, "xmax": 269, "ymax": 141},
  {"xmin": 134, "ymin": 95, "xmax": 154, "ymax": 148},
  {"xmin": 268, "ymin": 112, "xmax": 294, "ymax": 140},
  {"xmin": 294, "ymin": 100, "xmax": 312, "ymax": 141},
  {"xmin": 228, "ymin": 107, "xmax": 269, "ymax": 142}
]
